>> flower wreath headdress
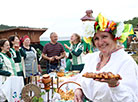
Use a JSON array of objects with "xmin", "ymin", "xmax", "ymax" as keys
[{"xmin": 93, "ymin": 13, "xmax": 124, "ymax": 41}]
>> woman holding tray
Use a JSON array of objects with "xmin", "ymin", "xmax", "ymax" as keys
[{"xmin": 74, "ymin": 13, "xmax": 138, "ymax": 102}]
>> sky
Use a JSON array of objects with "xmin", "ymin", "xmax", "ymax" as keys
[{"xmin": 0, "ymin": 0, "xmax": 138, "ymax": 29}]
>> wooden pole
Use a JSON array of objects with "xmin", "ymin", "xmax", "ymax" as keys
[
  {"xmin": 57, "ymin": 77, "xmax": 59, "ymax": 88},
  {"xmin": 32, "ymin": 60, "xmax": 35, "ymax": 75},
  {"xmin": 47, "ymin": 91, "xmax": 49, "ymax": 102},
  {"xmin": 30, "ymin": 76, "xmax": 32, "ymax": 96},
  {"xmin": 35, "ymin": 76, "xmax": 37, "ymax": 85},
  {"xmin": 51, "ymin": 77, "xmax": 54, "ymax": 96},
  {"xmin": 21, "ymin": 57, "xmax": 26, "ymax": 78}
]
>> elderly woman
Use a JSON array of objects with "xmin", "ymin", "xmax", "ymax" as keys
[
  {"xmin": 64, "ymin": 33, "xmax": 85, "ymax": 72},
  {"xmin": 74, "ymin": 13, "xmax": 138, "ymax": 102},
  {"xmin": 21, "ymin": 35, "xmax": 42, "ymax": 78}
]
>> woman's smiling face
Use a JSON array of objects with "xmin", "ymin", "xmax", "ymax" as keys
[
  {"xmin": 93, "ymin": 31, "xmax": 116, "ymax": 54},
  {"xmin": 23, "ymin": 38, "xmax": 30, "ymax": 46},
  {"xmin": 13, "ymin": 36, "xmax": 20, "ymax": 45},
  {"xmin": 2, "ymin": 40, "xmax": 10, "ymax": 53}
]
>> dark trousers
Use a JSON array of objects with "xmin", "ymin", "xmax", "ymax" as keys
[
  {"xmin": 71, "ymin": 64, "xmax": 84, "ymax": 72},
  {"xmin": 46, "ymin": 63, "xmax": 59, "ymax": 73}
]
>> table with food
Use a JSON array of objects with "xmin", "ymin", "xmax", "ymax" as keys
[{"xmin": 36, "ymin": 70, "xmax": 81, "ymax": 102}]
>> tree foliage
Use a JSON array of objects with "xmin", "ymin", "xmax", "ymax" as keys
[
  {"xmin": 0, "ymin": 24, "xmax": 29, "ymax": 30},
  {"xmin": 0, "ymin": 24, "xmax": 46, "ymax": 31},
  {"xmin": 124, "ymin": 17, "xmax": 138, "ymax": 28},
  {"xmin": 0, "ymin": 17, "xmax": 138, "ymax": 31},
  {"xmin": 0, "ymin": 24, "xmax": 16, "ymax": 30}
]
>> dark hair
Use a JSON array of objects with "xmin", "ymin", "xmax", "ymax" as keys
[
  {"xmin": 92, "ymin": 37, "xmax": 95, "ymax": 47},
  {"xmin": 20, "ymin": 36, "xmax": 23, "ymax": 47},
  {"xmin": 0, "ymin": 39, "xmax": 11, "ymax": 58},
  {"xmin": 0, "ymin": 39, "xmax": 8, "ymax": 51},
  {"xmin": 8, "ymin": 35, "xmax": 17, "ymax": 47}
]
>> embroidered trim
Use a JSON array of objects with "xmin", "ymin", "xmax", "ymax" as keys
[
  {"xmin": 96, "ymin": 46, "xmax": 123, "ymax": 71},
  {"xmin": 96, "ymin": 55, "xmax": 111, "ymax": 71}
]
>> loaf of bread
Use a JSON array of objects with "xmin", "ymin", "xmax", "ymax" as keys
[{"xmin": 82, "ymin": 72, "xmax": 122, "ymax": 80}]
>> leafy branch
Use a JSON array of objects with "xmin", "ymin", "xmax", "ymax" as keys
[{"xmin": 32, "ymin": 91, "xmax": 45, "ymax": 102}]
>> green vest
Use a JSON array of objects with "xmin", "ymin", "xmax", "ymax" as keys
[
  {"xmin": 0, "ymin": 52, "xmax": 17, "ymax": 76},
  {"xmin": 10, "ymin": 48, "xmax": 23, "ymax": 73},
  {"xmin": 70, "ymin": 43, "xmax": 85, "ymax": 65}
]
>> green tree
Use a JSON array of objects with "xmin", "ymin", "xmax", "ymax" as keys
[
  {"xmin": 0, "ymin": 24, "xmax": 29, "ymax": 30},
  {"xmin": 124, "ymin": 17, "xmax": 138, "ymax": 28}
]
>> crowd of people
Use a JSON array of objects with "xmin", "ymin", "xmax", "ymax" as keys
[
  {"xmin": 0, "ymin": 35, "xmax": 42, "ymax": 84},
  {"xmin": 0, "ymin": 12, "xmax": 138, "ymax": 102},
  {"xmin": 0, "ymin": 32, "xmax": 85, "ymax": 85}
]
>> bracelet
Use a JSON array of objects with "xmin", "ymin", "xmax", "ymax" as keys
[{"xmin": 109, "ymin": 82, "xmax": 120, "ymax": 87}]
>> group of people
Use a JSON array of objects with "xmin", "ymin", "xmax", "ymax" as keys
[
  {"xmin": 42, "ymin": 32, "xmax": 85, "ymax": 73},
  {"xmin": 0, "ymin": 31, "xmax": 85, "ymax": 102},
  {"xmin": 0, "ymin": 32, "xmax": 85, "ymax": 84},
  {"xmin": 0, "ymin": 35, "xmax": 42, "ymax": 84},
  {"xmin": 42, "ymin": 14, "xmax": 138, "ymax": 102},
  {"xmin": 0, "ymin": 12, "xmax": 138, "ymax": 102}
]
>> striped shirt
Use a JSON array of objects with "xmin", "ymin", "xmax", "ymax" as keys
[{"xmin": 43, "ymin": 42, "xmax": 65, "ymax": 63}]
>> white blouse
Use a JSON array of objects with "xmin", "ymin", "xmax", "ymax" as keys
[{"xmin": 78, "ymin": 48, "xmax": 138, "ymax": 102}]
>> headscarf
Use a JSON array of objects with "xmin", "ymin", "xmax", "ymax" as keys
[{"xmin": 20, "ymin": 35, "xmax": 30, "ymax": 46}]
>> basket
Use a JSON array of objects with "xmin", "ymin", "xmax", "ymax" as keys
[{"xmin": 56, "ymin": 81, "xmax": 81, "ymax": 101}]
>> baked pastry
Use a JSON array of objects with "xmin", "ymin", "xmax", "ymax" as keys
[
  {"xmin": 57, "ymin": 89, "xmax": 74, "ymax": 100},
  {"xmin": 57, "ymin": 72, "xmax": 64, "ymax": 77},
  {"xmin": 56, "ymin": 89, "xmax": 65, "ymax": 99},
  {"xmin": 82, "ymin": 72, "xmax": 122, "ymax": 80}
]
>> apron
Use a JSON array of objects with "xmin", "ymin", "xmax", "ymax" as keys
[
  {"xmin": 0, "ymin": 52, "xmax": 17, "ymax": 83},
  {"xmin": 10, "ymin": 48, "xmax": 23, "ymax": 73},
  {"xmin": 70, "ymin": 43, "xmax": 85, "ymax": 65},
  {"xmin": 24, "ymin": 49, "xmax": 38, "ymax": 77}
]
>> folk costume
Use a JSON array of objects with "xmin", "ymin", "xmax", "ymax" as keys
[
  {"xmin": 0, "ymin": 52, "xmax": 17, "ymax": 83},
  {"xmin": 77, "ymin": 13, "xmax": 138, "ymax": 102},
  {"xmin": 68, "ymin": 42, "xmax": 85, "ymax": 72}
]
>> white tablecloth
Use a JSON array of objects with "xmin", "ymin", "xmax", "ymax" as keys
[{"xmin": 0, "ymin": 76, "xmax": 24, "ymax": 102}]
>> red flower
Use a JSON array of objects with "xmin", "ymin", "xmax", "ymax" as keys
[
  {"xmin": 114, "ymin": 36, "xmax": 121, "ymax": 40},
  {"xmin": 95, "ymin": 21, "xmax": 98, "ymax": 25}
]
